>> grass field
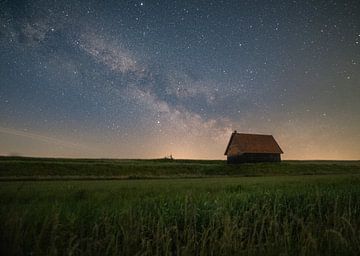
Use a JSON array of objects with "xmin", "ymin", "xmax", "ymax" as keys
[
  {"xmin": 0, "ymin": 156, "xmax": 359, "ymax": 179},
  {"xmin": 1, "ymin": 158, "xmax": 360, "ymax": 255}
]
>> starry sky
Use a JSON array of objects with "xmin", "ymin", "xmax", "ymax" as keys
[{"xmin": 0, "ymin": 0, "xmax": 359, "ymax": 160}]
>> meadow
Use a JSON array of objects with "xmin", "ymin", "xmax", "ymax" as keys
[
  {"xmin": 1, "ymin": 158, "xmax": 360, "ymax": 255},
  {"xmin": 0, "ymin": 156, "xmax": 359, "ymax": 179}
]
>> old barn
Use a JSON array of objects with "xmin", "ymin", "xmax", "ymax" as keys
[{"xmin": 224, "ymin": 131, "xmax": 283, "ymax": 163}]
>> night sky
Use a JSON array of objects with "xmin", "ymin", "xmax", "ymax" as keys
[{"xmin": 0, "ymin": 0, "xmax": 359, "ymax": 159}]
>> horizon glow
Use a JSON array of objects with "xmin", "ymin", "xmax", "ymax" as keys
[{"xmin": 0, "ymin": 0, "xmax": 359, "ymax": 160}]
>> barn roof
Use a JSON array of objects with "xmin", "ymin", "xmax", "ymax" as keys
[{"xmin": 224, "ymin": 132, "xmax": 283, "ymax": 155}]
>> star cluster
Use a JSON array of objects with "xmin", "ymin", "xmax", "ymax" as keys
[{"xmin": 0, "ymin": 0, "xmax": 359, "ymax": 159}]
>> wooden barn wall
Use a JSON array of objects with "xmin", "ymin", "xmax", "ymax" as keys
[{"xmin": 227, "ymin": 153, "xmax": 281, "ymax": 164}]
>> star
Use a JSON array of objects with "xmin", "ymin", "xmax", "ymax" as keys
[{"xmin": 0, "ymin": 0, "xmax": 358, "ymax": 160}]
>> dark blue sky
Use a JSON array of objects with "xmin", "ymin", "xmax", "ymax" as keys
[{"xmin": 0, "ymin": 0, "xmax": 359, "ymax": 159}]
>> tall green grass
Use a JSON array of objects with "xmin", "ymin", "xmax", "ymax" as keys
[
  {"xmin": 1, "ymin": 175, "xmax": 360, "ymax": 255},
  {"xmin": 0, "ymin": 157, "xmax": 359, "ymax": 179}
]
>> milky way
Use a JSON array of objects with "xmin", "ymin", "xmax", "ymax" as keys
[{"xmin": 0, "ymin": 0, "xmax": 359, "ymax": 159}]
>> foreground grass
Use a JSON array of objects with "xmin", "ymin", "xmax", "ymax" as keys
[
  {"xmin": 1, "ymin": 175, "xmax": 360, "ymax": 255},
  {"xmin": 0, "ymin": 156, "xmax": 359, "ymax": 179}
]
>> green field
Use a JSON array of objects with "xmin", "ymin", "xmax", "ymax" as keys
[
  {"xmin": 1, "ymin": 158, "xmax": 360, "ymax": 255},
  {"xmin": 0, "ymin": 156, "xmax": 359, "ymax": 179}
]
